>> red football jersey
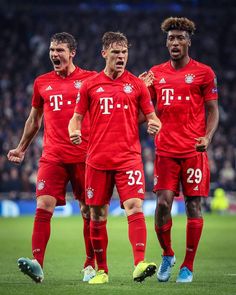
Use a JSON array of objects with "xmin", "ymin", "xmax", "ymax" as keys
[
  {"xmin": 32, "ymin": 67, "xmax": 96, "ymax": 163},
  {"xmin": 74, "ymin": 70, "xmax": 154, "ymax": 170},
  {"xmin": 150, "ymin": 59, "xmax": 218, "ymax": 158}
]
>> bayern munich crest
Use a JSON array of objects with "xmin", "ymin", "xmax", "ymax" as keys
[
  {"xmin": 185, "ymin": 74, "xmax": 195, "ymax": 84},
  {"xmin": 74, "ymin": 80, "xmax": 82, "ymax": 89},
  {"xmin": 37, "ymin": 180, "xmax": 46, "ymax": 190},
  {"xmin": 123, "ymin": 83, "xmax": 133, "ymax": 93},
  {"xmin": 87, "ymin": 187, "xmax": 94, "ymax": 199}
]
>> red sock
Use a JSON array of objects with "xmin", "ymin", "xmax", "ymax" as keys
[
  {"xmin": 32, "ymin": 208, "xmax": 53, "ymax": 267},
  {"xmin": 180, "ymin": 218, "xmax": 204, "ymax": 272},
  {"xmin": 82, "ymin": 217, "xmax": 95, "ymax": 268},
  {"xmin": 155, "ymin": 219, "xmax": 174, "ymax": 256},
  {"xmin": 90, "ymin": 220, "xmax": 108, "ymax": 273},
  {"xmin": 127, "ymin": 212, "xmax": 147, "ymax": 266}
]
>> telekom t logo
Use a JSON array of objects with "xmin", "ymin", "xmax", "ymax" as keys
[
  {"xmin": 161, "ymin": 88, "xmax": 190, "ymax": 105},
  {"xmin": 100, "ymin": 97, "xmax": 113, "ymax": 114},
  {"xmin": 161, "ymin": 89, "xmax": 174, "ymax": 105},
  {"xmin": 50, "ymin": 95, "xmax": 63, "ymax": 111}
]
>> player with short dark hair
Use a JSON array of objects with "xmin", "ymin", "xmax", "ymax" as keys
[
  {"xmin": 69, "ymin": 31, "xmax": 161, "ymax": 284},
  {"xmin": 7, "ymin": 32, "xmax": 97, "ymax": 283},
  {"xmin": 148, "ymin": 17, "xmax": 219, "ymax": 283}
]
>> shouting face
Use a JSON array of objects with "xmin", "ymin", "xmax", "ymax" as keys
[
  {"xmin": 102, "ymin": 42, "xmax": 128, "ymax": 76},
  {"xmin": 49, "ymin": 41, "xmax": 75, "ymax": 75}
]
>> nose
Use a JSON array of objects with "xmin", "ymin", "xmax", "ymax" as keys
[
  {"xmin": 118, "ymin": 51, "xmax": 125, "ymax": 58},
  {"xmin": 172, "ymin": 38, "xmax": 179, "ymax": 45}
]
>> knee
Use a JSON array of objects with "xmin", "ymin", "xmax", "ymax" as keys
[
  {"xmin": 80, "ymin": 203, "xmax": 90, "ymax": 219},
  {"xmin": 156, "ymin": 194, "xmax": 172, "ymax": 214},
  {"xmin": 90, "ymin": 205, "xmax": 108, "ymax": 222},
  {"xmin": 123, "ymin": 198, "xmax": 143, "ymax": 216},
  {"xmin": 37, "ymin": 195, "xmax": 56, "ymax": 213},
  {"xmin": 185, "ymin": 197, "xmax": 202, "ymax": 218}
]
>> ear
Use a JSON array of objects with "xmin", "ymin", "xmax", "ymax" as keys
[
  {"xmin": 71, "ymin": 49, "xmax": 76, "ymax": 58},
  {"xmin": 188, "ymin": 39, "xmax": 191, "ymax": 47},
  {"xmin": 101, "ymin": 49, "xmax": 107, "ymax": 59}
]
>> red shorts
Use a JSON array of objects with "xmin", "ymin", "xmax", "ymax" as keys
[
  {"xmin": 85, "ymin": 163, "xmax": 145, "ymax": 207},
  {"xmin": 153, "ymin": 153, "xmax": 210, "ymax": 197},
  {"xmin": 36, "ymin": 158, "xmax": 85, "ymax": 206}
]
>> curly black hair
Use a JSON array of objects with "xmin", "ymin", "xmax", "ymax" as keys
[{"xmin": 161, "ymin": 17, "xmax": 196, "ymax": 35}]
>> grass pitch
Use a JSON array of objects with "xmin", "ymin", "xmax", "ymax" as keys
[{"xmin": 0, "ymin": 214, "xmax": 236, "ymax": 295}]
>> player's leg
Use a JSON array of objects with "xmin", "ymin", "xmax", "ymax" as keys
[
  {"xmin": 18, "ymin": 195, "xmax": 56, "ymax": 283},
  {"xmin": 154, "ymin": 156, "xmax": 180, "ymax": 282},
  {"xmin": 88, "ymin": 204, "xmax": 109, "ymax": 284},
  {"xmin": 176, "ymin": 196, "xmax": 203, "ymax": 283},
  {"xmin": 79, "ymin": 201, "xmax": 96, "ymax": 281},
  {"xmin": 117, "ymin": 164, "xmax": 156, "ymax": 282},
  {"xmin": 177, "ymin": 153, "xmax": 209, "ymax": 283},
  {"xmin": 18, "ymin": 158, "xmax": 67, "ymax": 283},
  {"xmin": 85, "ymin": 165, "xmax": 113, "ymax": 284},
  {"xmin": 69, "ymin": 163, "xmax": 95, "ymax": 281}
]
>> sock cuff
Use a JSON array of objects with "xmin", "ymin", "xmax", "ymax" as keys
[
  {"xmin": 35, "ymin": 208, "xmax": 53, "ymax": 222},
  {"xmin": 127, "ymin": 212, "xmax": 144, "ymax": 223},
  {"xmin": 82, "ymin": 216, "xmax": 90, "ymax": 224},
  {"xmin": 155, "ymin": 218, "xmax": 172, "ymax": 233},
  {"xmin": 90, "ymin": 220, "xmax": 107, "ymax": 228},
  {"xmin": 187, "ymin": 217, "xmax": 204, "ymax": 228}
]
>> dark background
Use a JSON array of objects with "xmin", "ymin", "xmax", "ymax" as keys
[{"xmin": 1, "ymin": 0, "xmax": 236, "ymax": 199}]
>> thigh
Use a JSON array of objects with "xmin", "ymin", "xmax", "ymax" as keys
[
  {"xmin": 68, "ymin": 162, "xmax": 86, "ymax": 203},
  {"xmin": 115, "ymin": 162, "xmax": 145, "ymax": 206},
  {"xmin": 36, "ymin": 158, "xmax": 69, "ymax": 206},
  {"xmin": 181, "ymin": 152, "xmax": 210, "ymax": 197},
  {"xmin": 154, "ymin": 155, "xmax": 181, "ymax": 196},
  {"xmin": 85, "ymin": 165, "xmax": 115, "ymax": 206}
]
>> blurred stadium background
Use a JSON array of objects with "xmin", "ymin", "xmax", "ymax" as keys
[{"xmin": 1, "ymin": 0, "xmax": 236, "ymax": 216}]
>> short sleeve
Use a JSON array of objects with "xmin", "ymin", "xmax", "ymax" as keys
[
  {"xmin": 32, "ymin": 79, "xmax": 44, "ymax": 108},
  {"xmin": 139, "ymin": 80, "xmax": 155, "ymax": 115},
  {"xmin": 202, "ymin": 67, "xmax": 218, "ymax": 101},
  {"xmin": 74, "ymin": 80, "xmax": 89, "ymax": 115}
]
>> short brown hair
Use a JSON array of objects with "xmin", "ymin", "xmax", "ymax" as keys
[
  {"xmin": 50, "ymin": 32, "xmax": 77, "ymax": 51},
  {"xmin": 102, "ymin": 31, "xmax": 128, "ymax": 49},
  {"xmin": 161, "ymin": 17, "xmax": 196, "ymax": 35}
]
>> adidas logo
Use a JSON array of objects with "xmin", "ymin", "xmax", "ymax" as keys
[
  {"xmin": 138, "ymin": 188, "xmax": 144, "ymax": 194},
  {"xmin": 159, "ymin": 78, "xmax": 166, "ymax": 84},
  {"xmin": 193, "ymin": 185, "xmax": 199, "ymax": 191},
  {"xmin": 45, "ymin": 85, "xmax": 53, "ymax": 91},
  {"xmin": 96, "ymin": 87, "xmax": 104, "ymax": 93}
]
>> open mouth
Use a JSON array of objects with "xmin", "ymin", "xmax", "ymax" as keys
[
  {"xmin": 53, "ymin": 59, "xmax": 61, "ymax": 66},
  {"xmin": 116, "ymin": 61, "xmax": 124, "ymax": 66},
  {"xmin": 171, "ymin": 48, "xmax": 180, "ymax": 54}
]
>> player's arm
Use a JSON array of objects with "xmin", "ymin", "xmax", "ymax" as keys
[
  {"xmin": 138, "ymin": 71, "xmax": 157, "ymax": 124},
  {"xmin": 145, "ymin": 112, "xmax": 162, "ymax": 136},
  {"xmin": 68, "ymin": 79, "xmax": 89, "ymax": 145},
  {"xmin": 7, "ymin": 106, "xmax": 43, "ymax": 163},
  {"xmin": 68, "ymin": 113, "xmax": 84, "ymax": 145},
  {"xmin": 195, "ymin": 100, "xmax": 219, "ymax": 152}
]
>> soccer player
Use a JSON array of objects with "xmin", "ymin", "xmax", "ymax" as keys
[
  {"xmin": 149, "ymin": 17, "xmax": 219, "ymax": 283},
  {"xmin": 68, "ymin": 31, "xmax": 161, "ymax": 284},
  {"xmin": 7, "ymin": 32, "xmax": 96, "ymax": 283}
]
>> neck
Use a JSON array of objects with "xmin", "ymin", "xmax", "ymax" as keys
[
  {"xmin": 171, "ymin": 56, "xmax": 190, "ymax": 70},
  {"xmin": 57, "ymin": 64, "xmax": 76, "ymax": 78},
  {"xmin": 104, "ymin": 67, "xmax": 124, "ymax": 80}
]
